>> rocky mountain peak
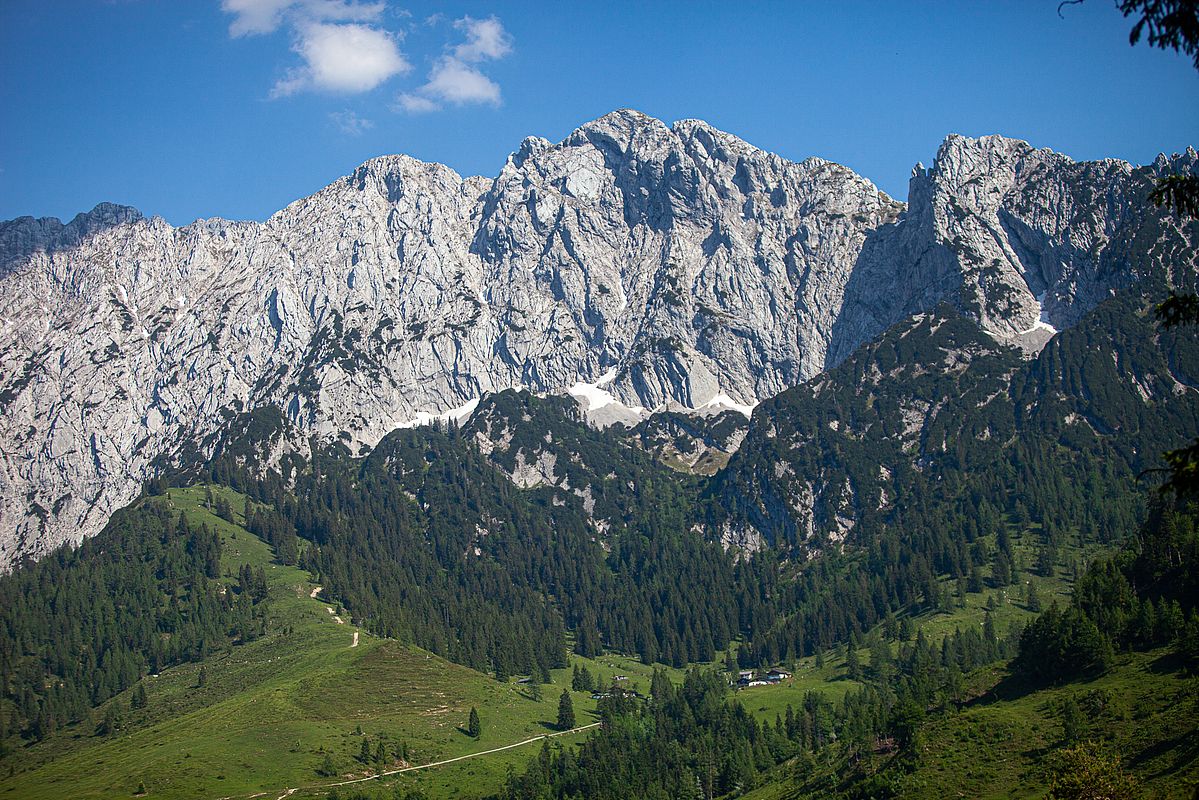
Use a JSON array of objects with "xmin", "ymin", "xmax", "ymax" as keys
[
  {"xmin": 0, "ymin": 111, "xmax": 1192, "ymax": 567},
  {"xmin": 0, "ymin": 202, "xmax": 144, "ymax": 275}
]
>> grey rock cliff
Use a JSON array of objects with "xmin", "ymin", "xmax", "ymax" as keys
[{"xmin": 0, "ymin": 110, "xmax": 1194, "ymax": 566}]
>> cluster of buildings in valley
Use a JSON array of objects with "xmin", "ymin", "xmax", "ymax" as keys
[
  {"xmin": 590, "ymin": 675, "xmax": 646, "ymax": 700},
  {"xmin": 735, "ymin": 668, "xmax": 791, "ymax": 688}
]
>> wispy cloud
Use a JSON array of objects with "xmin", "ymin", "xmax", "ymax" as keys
[
  {"xmin": 223, "ymin": 0, "xmax": 385, "ymax": 36},
  {"xmin": 395, "ymin": 93, "xmax": 440, "ymax": 113},
  {"xmin": 452, "ymin": 15, "xmax": 513, "ymax": 62},
  {"xmin": 222, "ymin": 0, "xmax": 407, "ymax": 96},
  {"xmin": 222, "ymin": 0, "xmax": 294, "ymax": 37},
  {"xmin": 329, "ymin": 109, "xmax": 374, "ymax": 135},
  {"xmin": 397, "ymin": 15, "xmax": 513, "ymax": 113}
]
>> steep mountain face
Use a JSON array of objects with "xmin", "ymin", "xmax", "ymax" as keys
[
  {"xmin": 0, "ymin": 109, "xmax": 1194, "ymax": 566},
  {"xmin": 710, "ymin": 309, "xmax": 1025, "ymax": 553},
  {"xmin": 711, "ymin": 288, "xmax": 1199, "ymax": 553}
]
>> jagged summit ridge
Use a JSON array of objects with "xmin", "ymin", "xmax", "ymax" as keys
[{"xmin": 0, "ymin": 110, "xmax": 1193, "ymax": 566}]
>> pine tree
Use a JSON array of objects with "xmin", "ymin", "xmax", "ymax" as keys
[
  {"xmin": 845, "ymin": 645, "xmax": 861, "ymax": 681},
  {"xmin": 1061, "ymin": 696, "xmax": 1085, "ymax": 744},
  {"xmin": 556, "ymin": 690, "xmax": 576, "ymax": 730},
  {"xmin": 467, "ymin": 706, "xmax": 481, "ymax": 738},
  {"xmin": 1027, "ymin": 582, "xmax": 1042, "ymax": 612},
  {"xmin": 98, "ymin": 700, "xmax": 123, "ymax": 737}
]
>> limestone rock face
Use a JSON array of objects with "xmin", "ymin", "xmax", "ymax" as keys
[
  {"xmin": 830, "ymin": 137, "xmax": 1198, "ymax": 363},
  {"xmin": 0, "ymin": 109, "xmax": 1193, "ymax": 566}
]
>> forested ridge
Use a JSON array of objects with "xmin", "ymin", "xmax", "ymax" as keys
[
  {"xmin": 710, "ymin": 288, "xmax": 1199, "ymax": 664},
  {"xmin": 202, "ymin": 408, "xmax": 747, "ymax": 673},
  {"xmin": 0, "ymin": 500, "xmax": 267, "ymax": 741}
]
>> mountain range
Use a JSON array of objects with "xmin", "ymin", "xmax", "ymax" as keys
[{"xmin": 0, "ymin": 109, "xmax": 1195, "ymax": 568}]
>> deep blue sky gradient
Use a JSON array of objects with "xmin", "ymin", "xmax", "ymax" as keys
[{"xmin": 2, "ymin": 1, "xmax": 1196, "ymax": 225}]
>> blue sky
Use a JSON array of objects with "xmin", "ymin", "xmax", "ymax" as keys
[{"xmin": 1, "ymin": 1, "xmax": 1196, "ymax": 226}]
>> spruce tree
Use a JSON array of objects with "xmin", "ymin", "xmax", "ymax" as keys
[
  {"xmin": 556, "ymin": 690, "xmax": 576, "ymax": 730},
  {"xmin": 467, "ymin": 706, "xmax": 481, "ymax": 738},
  {"xmin": 1027, "ymin": 582, "xmax": 1043, "ymax": 612},
  {"xmin": 1061, "ymin": 696, "xmax": 1086, "ymax": 744},
  {"xmin": 359, "ymin": 737, "xmax": 371, "ymax": 764}
]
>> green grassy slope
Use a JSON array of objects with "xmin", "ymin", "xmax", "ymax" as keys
[
  {"xmin": 0, "ymin": 487, "xmax": 617, "ymax": 800},
  {"xmin": 904, "ymin": 652, "xmax": 1198, "ymax": 799},
  {"xmin": 740, "ymin": 649, "xmax": 1199, "ymax": 800}
]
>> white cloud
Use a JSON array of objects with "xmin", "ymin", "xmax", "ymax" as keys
[
  {"xmin": 221, "ymin": 0, "xmax": 383, "ymax": 37},
  {"xmin": 224, "ymin": 4, "xmax": 513, "ymax": 107},
  {"xmin": 273, "ymin": 21, "xmax": 409, "ymax": 96},
  {"xmin": 395, "ymin": 92, "xmax": 440, "ymax": 113},
  {"xmin": 425, "ymin": 56, "xmax": 501, "ymax": 104},
  {"xmin": 223, "ymin": 0, "xmax": 403, "ymax": 96},
  {"xmin": 452, "ymin": 15, "xmax": 512, "ymax": 62},
  {"xmin": 222, "ymin": 0, "xmax": 294, "ymax": 36},
  {"xmin": 396, "ymin": 16, "xmax": 512, "ymax": 113},
  {"xmin": 329, "ymin": 109, "xmax": 374, "ymax": 135}
]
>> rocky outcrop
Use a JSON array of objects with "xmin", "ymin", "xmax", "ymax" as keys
[
  {"xmin": 0, "ymin": 109, "xmax": 1194, "ymax": 566},
  {"xmin": 625, "ymin": 410, "xmax": 748, "ymax": 475},
  {"xmin": 830, "ymin": 137, "xmax": 1198, "ymax": 363}
]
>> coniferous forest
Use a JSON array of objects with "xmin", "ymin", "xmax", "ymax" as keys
[{"xmin": 0, "ymin": 502, "xmax": 265, "ymax": 741}]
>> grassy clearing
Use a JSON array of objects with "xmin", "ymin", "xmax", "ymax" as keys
[
  {"xmin": 740, "ymin": 650, "xmax": 1199, "ymax": 800},
  {"xmin": 0, "ymin": 488, "xmax": 604, "ymax": 800},
  {"xmin": 898, "ymin": 650, "xmax": 1199, "ymax": 799},
  {"xmin": 729, "ymin": 523, "xmax": 1088, "ymax": 729}
]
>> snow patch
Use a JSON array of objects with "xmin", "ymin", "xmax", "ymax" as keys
[
  {"xmin": 568, "ymin": 378, "xmax": 618, "ymax": 411},
  {"xmin": 1017, "ymin": 292, "xmax": 1058, "ymax": 336},
  {"xmin": 394, "ymin": 396, "xmax": 480, "ymax": 430},
  {"xmin": 567, "ymin": 370, "xmax": 647, "ymax": 424},
  {"xmin": 700, "ymin": 392, "xmax": 757, "ymax": 419}
]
